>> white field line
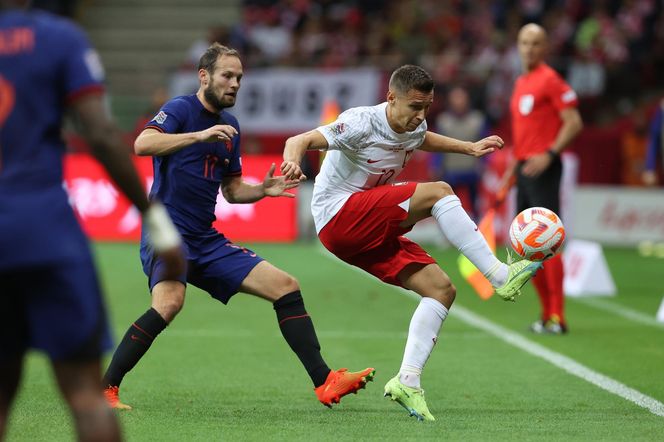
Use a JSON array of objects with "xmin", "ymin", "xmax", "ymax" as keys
[
  {"xmin": 571, "ymin": 296, "xmax": 664, "ymax": 329},
  {"xmin": 315, "ymin": 245, "xmax": 664, "ymax": 417}
]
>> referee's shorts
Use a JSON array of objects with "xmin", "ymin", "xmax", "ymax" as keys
[{"xmin": 516, "ymin": 156, "xmax": 562, "ymax": 213}]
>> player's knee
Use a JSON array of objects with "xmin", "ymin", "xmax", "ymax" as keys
[
  {"xmin": 429, "ymin": 279, "xmax": 456, "ymax": 307},
  {"xmin": 420, "ymin": 181, "xmax": 455, "ymax": 209},
  {"xmin": 433, "ymin": 181, "xmax": 455, "ymax": 199},
  {"xmin": 151, "ymin": 289, "xmax": 185, "ymax": 322},
  {"xmin": 279, "ymin": 274, "xmax": 300, "ymax": 294}
]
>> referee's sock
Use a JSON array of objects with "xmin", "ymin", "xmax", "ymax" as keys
[
  {"xmin": 103, "ymin": 308, "xmax": 168, "ymax": 387},
  {"xmin": 273, "ymin": 290, "xmax": 331, "ymax": 387}
]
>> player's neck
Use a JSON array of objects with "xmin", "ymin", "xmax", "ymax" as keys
[{"xmin": 385, "ymin": 105, "xmax": 406, "ymax": 134}]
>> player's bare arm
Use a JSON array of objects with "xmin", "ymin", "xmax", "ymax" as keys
[
  {"xmin": 522, "ymin": 107, "xmax": 582, "ymax": 177},
  {"xmin": 420, "ymin": 131, "xmax": 504, "ymax": 157},
  {"xmin": 281, "ymin": 129, "xmax": 329, "ymax": 181},
  {"xmin": 71, "ymin": 95, "xmax": 184, "ymax": 279},
  {"xmin": 71, "ymin": 94, "xmax": 151, "ymax": 212},
  {"xmin": 134, "ymin": 124, "xmax": 238, "ymax": 156},
  {"xmin": 221, "ymin": 163, "xmax": 300, "ymax": 203}
]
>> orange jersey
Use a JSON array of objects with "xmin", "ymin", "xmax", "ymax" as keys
[{"xmin": 510, "ymin": 63, "xmax": 578, "ymax": 160}]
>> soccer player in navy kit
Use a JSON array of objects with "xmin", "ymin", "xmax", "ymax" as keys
[
  {"xmin": 102, "ymin": 43, "xmax": 374, "ymax": 410},
  {"xmin": 0, "ymin": 1, "xmax": 183, "ymax": 440}
]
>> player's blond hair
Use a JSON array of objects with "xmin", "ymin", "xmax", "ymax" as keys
[{"xmin": 198, "ymin": 43, "xmax": 240, "ymax": 73}]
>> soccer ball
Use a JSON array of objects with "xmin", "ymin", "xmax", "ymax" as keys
[{"xmin": 509, "ymin": 207, "xmax": 565, "ymax": 261}]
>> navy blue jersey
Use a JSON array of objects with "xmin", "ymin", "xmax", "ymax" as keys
[
  {"xmin": 0, "ymin": 10, "xmax": 105, "ymax": 269},
  {"xmin": 143, "ymin": 95, "xmax": 242, "ymax": 235}
]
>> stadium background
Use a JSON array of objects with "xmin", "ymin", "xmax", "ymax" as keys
[{"xmin": 9, "ymin": 1, "xmax": 664, "ymax": 440}]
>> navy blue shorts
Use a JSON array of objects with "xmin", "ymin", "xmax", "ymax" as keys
[
  {"xmin": 140, "ymin": 232, "xmax": 264, "ymax": 304},
  {"xmin": 0, "ymin": 258, "xmax": 112, "ymax": 361}
]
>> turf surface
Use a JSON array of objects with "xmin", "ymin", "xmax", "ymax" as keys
[{"xmin": 5, "ymin": 243, "xmax": 664, "ymax": 441}]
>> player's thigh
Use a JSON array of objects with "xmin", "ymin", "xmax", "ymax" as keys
[
  {"xmin": 319, "ymin": 182, "xmax": 418, "ymax": 256},
  {"xmin": 399, "ymin": 262, "xmax": 456, "ymax": 308},
  {"xmin": 12, "ymin": 260, "xmax": 111, "ymax": 361},
  {"xmin": 403, "ymin": 181, "xmax": 455, "ymax": 226},
  {"xmin": 239, "ymin": 261, "xmax": 299, "ymax": 302}
]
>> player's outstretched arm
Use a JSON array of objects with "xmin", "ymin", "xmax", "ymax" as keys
[
  {"xmin": 221, "ymin": 164, "xmax": 300, "ymax": 204},
  {"xmin": 281, "ymin": 129, "xmax": 329, "ymax": 181},
  {"xmin": 420, "ymin": 131, "xmax": 504, "ymax": 156},
  {"xmin": 70, "ymin": 94, "xmax": 185, "ymax": 279},
  {"xmin": 134, "ymin": 124, "xmax": 238, "ymax": 156}
]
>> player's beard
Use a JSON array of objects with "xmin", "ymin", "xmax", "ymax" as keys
[{"xmin": 204, "ymin": 82, "xmax": 233, "ymax": 112}]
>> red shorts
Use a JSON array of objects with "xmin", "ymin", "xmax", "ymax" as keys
[{"xmin": 318, "ymin": 182, "xmax": 436, "ymax": 286}]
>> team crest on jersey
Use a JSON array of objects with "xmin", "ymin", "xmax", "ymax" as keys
[
  {"xmin": 154, "ymin": 111, "xmax": 168, "ymax": 124},
  {"xmin": 519, "ymin": 94, "xmax": 534, "ymax": 115},
  {"xmin": 330, "ymin": 122, "xmax": 345, "ymax": 136},
  {"xmin": 562, "ymin": 90, "xmax": 577, "ymax": 103}
]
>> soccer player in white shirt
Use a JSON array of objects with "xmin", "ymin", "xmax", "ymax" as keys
[{"xmin": 281, "ymin": 65, "xmax": 541, "ymax": 421}]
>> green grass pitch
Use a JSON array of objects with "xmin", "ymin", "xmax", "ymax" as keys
[{"xmin": 5, "ymin": 243, "xmax": 664, "ymax": 441}]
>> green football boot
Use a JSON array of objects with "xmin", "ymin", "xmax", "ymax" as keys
[
  {"xmin": 383, "ymin": 375, "xmax": 435, "ymax": 422},
  {"xmin": 494, "ymin": 253, "xmax": 543, "ymax": 302}
]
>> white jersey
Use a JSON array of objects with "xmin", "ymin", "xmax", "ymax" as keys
[{"xmin": 312, "ymin": 102, "xmax": 427, "ymax": 233}]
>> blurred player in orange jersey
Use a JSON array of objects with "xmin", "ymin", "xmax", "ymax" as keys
[{"xmin": 503, "ymin": 23, "xmax": 583, "ymax": 334}]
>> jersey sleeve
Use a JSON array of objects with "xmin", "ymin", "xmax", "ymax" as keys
[
  {"xmin": 61, "ymin": 23, "xmax": 105, "ymax": 104},
  {"xmin": 548, "ymin": 71, "xmax": 578, "ymax": 111},
  {"xmin": 145, "ymin": 98, "xmax": 187, "ymax": 134},
  {"xmin": 316, "ymin": 108, "xmax": 371, "ymax": 152}
]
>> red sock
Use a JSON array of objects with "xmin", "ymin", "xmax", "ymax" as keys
[
  {"xmin": 531, "ymin": 267, "xmax": 551, "ymax": 321},
  {"xmin": 546, "ymin": 254, "xmax": 565, "ymax": 324}
]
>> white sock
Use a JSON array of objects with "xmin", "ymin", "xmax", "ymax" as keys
[
  {"xmin": 399, "ymin": 297, "xmax": 449, "ymax": 389},
  {"xmin": 431, "ymin": 195, "xmax": 508, "ymax": 287}
]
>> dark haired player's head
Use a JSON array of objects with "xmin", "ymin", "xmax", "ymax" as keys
[
  {"xmin": 197, "ymin": 43, "xmax": 242, "ymax": 112},
  {"xmin": 389, "ymin": 65, "xmax": 434, "ymax": 96},
  {"xmin": 386, "ymin": 65, "xmax": 434, "ymax": 133}
]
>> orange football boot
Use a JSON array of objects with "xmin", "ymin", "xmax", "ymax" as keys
[
  {"xmin": 314, "ymin": 367, "xmax": 375, "ymax": 407},
  {"xmin": 103, "ymin": 386, "xmax": 132, "ymax": 410}
]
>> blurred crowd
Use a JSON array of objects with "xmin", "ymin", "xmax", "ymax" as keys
[{"xmin": 188, "ymin": 0, "xmax": 664, "ymax": 125}]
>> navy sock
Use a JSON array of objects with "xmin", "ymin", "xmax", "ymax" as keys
[
  {"xmin": 274, "ymin": 291, "xmax": 331, "ymax": 387},
  {"xmin": 102, "ymin": 308, "xmax": 167, "ymax": 387}
]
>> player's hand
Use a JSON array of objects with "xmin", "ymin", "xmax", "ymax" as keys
[
  {"xmin": 280, "ymin": 160, "xmax": 307, "ymax": 181},
  {"xmin": 198, "ymin": 125, "xmax": 238, "ymax": 143},
  {"xmin": 144, "ymin": 202, "xmax": 186, "ymax": 280},
  {"xmin": 522, "ymin": 152, "xmax": 552, "ymax": 177},
  {"xmin": 469, "ymin": 135, "xmax": 504, "ymax": 157},
  {"xmin": 263, "ymin": 163, "xmax": 300, "ymax": 198}
]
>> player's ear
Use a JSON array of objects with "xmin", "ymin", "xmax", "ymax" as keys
[
  {"xmin": 198, "ymin": 68, "xmax": 209, "ymax": 86},
  {"xmin": 387, "ymin": 90, "xmax": 395, "ymax": 104}
]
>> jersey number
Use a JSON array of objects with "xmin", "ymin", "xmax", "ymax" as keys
[
  {"xmin": 0, "ymin": 75, "xmax": 17, "ymax": 171},
  {"xmin": 203, "ymin": 154, "xmax": 219, "ymax": 178}
]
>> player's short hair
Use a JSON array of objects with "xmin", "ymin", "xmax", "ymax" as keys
[
  {"xmin": 389, "ymin": 65, "xmax": 434, "ymax": 95},
  {"xmin": 198, "ymin": 43, "xmax": 240, "ymax": 73}
]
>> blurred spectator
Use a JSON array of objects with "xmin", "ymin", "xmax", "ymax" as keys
[
  {"xmin": 620, "ymin": 105, "xmax": 650, "ymax": 186},
  {"xmin": 643, "ymin": 98, "xmax": 664, "ymax": 186},
  {"xmin": 130, "ymin": 87, "xmax": 170, "ymax": 146},
  {"xmin": 567, "ymin": 48, "xmax": 606, "ymax": 98},
  {"xmin": 184, "ymin": 26, "xmax": 230, "ymax": 69},
  {"xmin": 433, "ymin": 86, "xmax": 488, "ymax": 218}
]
